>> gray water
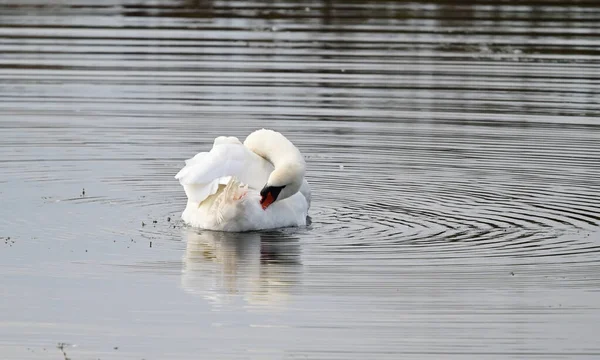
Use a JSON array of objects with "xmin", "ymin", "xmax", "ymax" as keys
[{"xmin": 1, "ymin": 1, "xmax": 600, "ymax": 359}]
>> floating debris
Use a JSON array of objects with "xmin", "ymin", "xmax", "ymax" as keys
[{"xmin": 56, "ymin": 342, "xmax": 72, "ymax": 360}]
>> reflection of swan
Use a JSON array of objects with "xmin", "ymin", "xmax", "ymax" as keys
[
  {"xmin": 181, "ymin": 228, "xmax": 302, "ymax": 307},
  {"xmin": 175, "ymin": 129, "xmax": 311, "ymax": 231}
]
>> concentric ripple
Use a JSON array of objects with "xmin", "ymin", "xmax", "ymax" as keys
[{"xmin": 308, "ymin": 123, "xmax": 600, "ymax": 260}]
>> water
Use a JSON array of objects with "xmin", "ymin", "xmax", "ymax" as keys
[{"xmin": 1, "ymin": 1, "xmax": 600, "ymax": 359}]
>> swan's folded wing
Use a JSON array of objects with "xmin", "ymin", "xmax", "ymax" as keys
[
  {"xmin": 180, "ymin": 176, "xmax": 232, "ymax": 204},
  {"xmin": 184, "ymin": 152, "xmax": 208, "ymax": 167},
  {"xmin": 175, "ymin": 144, "xmax": 246, "ymax": 185},
  {"xmin": 299, "ymin": 179, "xmax": 311, "ymax": 209},
  {"xmin": 175, "ymin": 143, "xmax": 271, "ymax": 204}
]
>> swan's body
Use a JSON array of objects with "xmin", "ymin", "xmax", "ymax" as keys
[{"xmin": 175, "ymin": 129, "xmax": 311, "ymax": 232}]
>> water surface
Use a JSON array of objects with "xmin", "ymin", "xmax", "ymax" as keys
[{"xmin": 1, "ymin": 1, "xmax": 600, "ymax": 359}]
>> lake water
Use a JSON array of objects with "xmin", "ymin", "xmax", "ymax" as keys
[{"xmin": 1, "ymin": 1, "xmax": 600, "ymax": 359}]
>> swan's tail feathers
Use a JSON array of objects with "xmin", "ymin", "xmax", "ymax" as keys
[{"xmin": 210, "ymin": 177, "xmax": 249, "ymax": 225}]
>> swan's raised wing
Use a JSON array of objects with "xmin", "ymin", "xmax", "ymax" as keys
[
  {"xmin": 176, "ymin": 144, "xmax": 245, "ymax": 185},
  {"xmin": 175, "ymin": 143, "xmax": 273, "ymax": 204}
]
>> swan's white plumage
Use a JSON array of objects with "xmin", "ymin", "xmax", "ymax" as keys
[{"xmin": 175, "ymin": 129, "xmax": 311, "ymax": 232}]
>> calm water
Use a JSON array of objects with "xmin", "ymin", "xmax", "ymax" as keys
[{"xmin": 1, "ymin": 1, "xmax": 600, "ymax": 359}]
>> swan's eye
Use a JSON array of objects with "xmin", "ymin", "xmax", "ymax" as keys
[{"xmin": 260, "ymin": 185, "xmax": 286, "ymax": 210}]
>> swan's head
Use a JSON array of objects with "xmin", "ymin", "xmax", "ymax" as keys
[
  {"xmin": 260, "ymin": 163, "xmax": 305, "ymax": 210},
  {"xmin": 244, "ymin": 128, "xmax": 306, "ymax": 210}
]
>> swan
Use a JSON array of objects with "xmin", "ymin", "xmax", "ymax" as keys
[{"xmin": 174, "ymin": 129, "xmax": 311, "ymax": 232}]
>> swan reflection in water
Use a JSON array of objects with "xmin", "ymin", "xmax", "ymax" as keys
[{"xmin": 181, "ymin": 228, "xmax": 303, "ymax": 307}]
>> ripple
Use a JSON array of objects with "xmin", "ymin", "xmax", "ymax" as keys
[
  {"xmin": 305, "ymin": 122, "xmax": 600, "ymax": 261},
  {"xmin": 1, "ymin": 0, "xmax": 598, "ymax": 263}
]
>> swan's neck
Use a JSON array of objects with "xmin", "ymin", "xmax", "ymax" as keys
[
  {"xmin": 243, "ymin": 129, "xmax": 305, "ymax": 200},
  {"xmin": 244, "ymin": 129, "xmax": 304, "ymax": 168}
]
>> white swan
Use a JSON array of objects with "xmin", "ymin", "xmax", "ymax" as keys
[{"xmin": 174, "ymin": 129, "xmax": 311, "ymax": 232}]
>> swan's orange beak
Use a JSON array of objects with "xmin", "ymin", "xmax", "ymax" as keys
[
  {"xmin": 260, "ymin": 192, "xmax": 275, "ymax": 210},
  {"xmin": 260, "ymin": 184, "xmax": 285, "ymax": 210}
]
